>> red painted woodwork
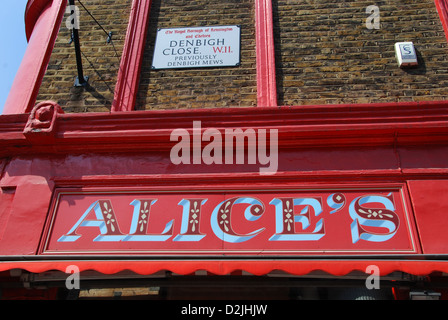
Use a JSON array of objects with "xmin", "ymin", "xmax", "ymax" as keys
[
  {"xmin": 408, "ymin": 180, "xmax": 448, "ymax": 254},
  {"xmin": 255, "ymin": 0, "xmax": 277, "ymax": 107},
  {"xmin": 112, "ymin": 0, "xmax": 277, "ymax": 111},
  {"xmin": 1, "ymin": 101, "xmax": 448, "ymax": 156},
  {"xmin": 40, "ymin": 186, "xmax": 419, "ymax": 255},
  {"xmin": 0, "ymin": 100, "xmax": 447, "ymax": 275},
  {"xmin": 436, "ymin": 0, "xmax": 448, "ymax": 42},
  {"xmin": 1, "ymin": 0, "xmax": 448, "ymax": 278},
  {"xmin": 2, "ymin": 259, "xmax": 448, "ymax": 276},
  {"xmin": 112, "ymin": 0, "xmax": 152, "ymax": 112}
]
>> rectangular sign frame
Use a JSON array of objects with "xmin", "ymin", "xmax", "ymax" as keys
[
  {"xmin": 151, "ymin": 25, "xmax": 241, "ymax": 69},
  {"xmin": 40, "ymin": 184, "xmax": 421, "ymax": 257}
]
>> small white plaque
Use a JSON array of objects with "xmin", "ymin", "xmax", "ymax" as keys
[{"xmin": 395, "ymin": 42, "xmax": 418, "ymax": 68}]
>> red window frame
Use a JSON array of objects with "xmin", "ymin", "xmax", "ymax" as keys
[{"xmin": 112, "ymin": 0, "xmax": 278, "ymax": 111}]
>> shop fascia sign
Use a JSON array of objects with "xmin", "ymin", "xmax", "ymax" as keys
[
  {"xmin": 42, "ymin": 187, "xmax": 419, "ymax": 255},
  {"xmin": 152, "ymin": 25, "xmax": 241, "ymax": 69}
]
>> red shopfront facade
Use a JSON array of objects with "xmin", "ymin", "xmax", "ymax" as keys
[{"xmin": 1, "ymin": 0, "xmax": 448, "ymax": 300}]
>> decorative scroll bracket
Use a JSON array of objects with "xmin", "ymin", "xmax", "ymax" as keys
[{"xmin": 24, "ymin": 101, "xmax": 64, "ymax": 142}]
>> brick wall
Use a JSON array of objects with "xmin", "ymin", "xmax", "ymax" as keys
[
  {"xmin": 35, "ymin": 0, "xmax": 448, "ymax": 112},
  {"xmin": 135, "ymin": 0, "xmax": 257, "ymax": 110},
  {"xmin": 36, "ymin": 0, "xmax": 132, "ymax": 113},
  {"xmin": 274, "ymin": 0, "xmax": 448, "ymax": 105}
]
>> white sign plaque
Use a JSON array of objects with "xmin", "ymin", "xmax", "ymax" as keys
[
  {"xmin": 394, "ymin": 42, "xmax": 418, "ymax": 68},
  {"xmin": 152, "ymin": 25, "xmax": 241, "ymax": 69}
]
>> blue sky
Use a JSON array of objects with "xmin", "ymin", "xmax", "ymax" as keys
[{"xmin": 0, "ymin": 1, "xmax": 29, "ymax": 114}]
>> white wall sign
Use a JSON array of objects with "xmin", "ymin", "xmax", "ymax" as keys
[{"xmin": 152, "ymin": 25, "xmax": 241, "ymax": 69}]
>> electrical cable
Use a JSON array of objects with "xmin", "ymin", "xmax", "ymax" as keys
[
  {"xmin": 76, "ymin": 0, "xmax": 121, "ymax": 63},
  {"xmin": 77, "ymin": 0, "xmax": 111, "ymax": 40}
]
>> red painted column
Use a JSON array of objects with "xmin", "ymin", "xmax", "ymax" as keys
[
  {"xmin": 255, "ymin": 0, "xmax": 277, "ymax": 107},
  {"xmin": 112, "ymin": 0, "xmax": 277, "ymax": 111},
  {"xmin": 112, "ymin": 0, "xmax": 152, "ymax": 112},
  {"xmin": 435, "ymin": 0, "xmax": 448, "ymax": 43},
  {"xmin": 3, "ymin": 0, "xmax": 66, "ymax": 115}
]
